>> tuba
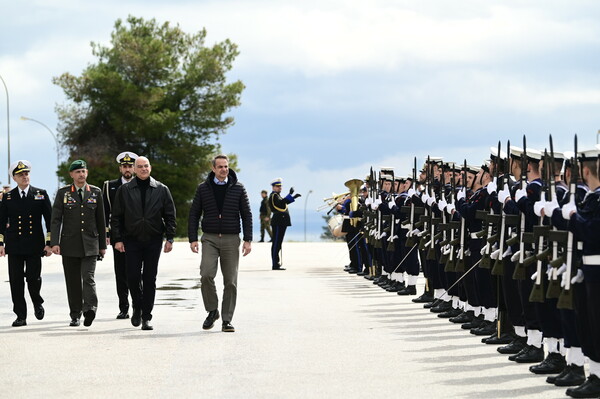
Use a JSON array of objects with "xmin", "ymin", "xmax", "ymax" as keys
[{"xmin": 345, "ymin": 179, "xmax": 363, "ymax": 226}]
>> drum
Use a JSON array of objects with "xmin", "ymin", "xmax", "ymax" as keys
[{"xmin": 328, "ymin": 214, "xmax": 347, "ymax": 237}]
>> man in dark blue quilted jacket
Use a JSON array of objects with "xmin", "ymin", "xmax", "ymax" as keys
[{"xmin": 188, "ymin": 154, "xmax": 252, "ymax": 333}]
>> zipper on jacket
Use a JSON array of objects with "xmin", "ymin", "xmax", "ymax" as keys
[{"xmin": 219, "ymin": 214, "xmax": 222, "ymax": 237}]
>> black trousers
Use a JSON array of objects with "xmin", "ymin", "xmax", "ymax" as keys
[
  {"xmin": 124, "ymin": 237, "xmax": 162, "ymax": 321},
  {"xmin": 271, "ymin": 225, "xmax": 287, "ymax": 268},
  {"xmin": 112, "ymin": 247, "xmax": 130, "ymax": 313},
  {"xmin": 8, "ymin": 254, "xmax": 43, "ymax": 319}
]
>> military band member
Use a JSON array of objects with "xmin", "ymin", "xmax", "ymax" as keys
[
  {"xmin": 269, "ymin": 178, "xmax": 301, "ymax": 270},
  {"xmin": 259, "ymin": 190, "xmax": 272, "ymax": 242},
  {"xmin": 51, "ymin": 160, "xmax": 106, "ymax": 327},
  {"xmin": 103, "ymin": 151, "xmax": 138, "ymax": 319},
  {"xmin": 0, "ymin": 161, "xmax": 52, "ymax": 327}
]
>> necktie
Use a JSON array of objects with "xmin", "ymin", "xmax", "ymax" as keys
[
  {"xmin": 21, "ymin": 190, "xmax": 26, "ymax": 199},
  {"xmin": 78, "ymin": 188, "xmax": 83, "ymax": 202}
]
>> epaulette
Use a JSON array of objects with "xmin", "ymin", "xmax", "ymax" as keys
[{"xmin": 88, "ymin": 184, "xmax": 102, "ymax": 191}]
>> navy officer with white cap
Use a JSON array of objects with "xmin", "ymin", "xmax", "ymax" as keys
[
  {"xmin": 103, "ymin": 151, "xmax": 138, "ymax": 319},
  {"xmin": 0, "ymin": 160, "xmax": 52, "ymax": 327},
  {"xmin": 269, "ymin": 178, "xmax": 301, "ymax": 270}
]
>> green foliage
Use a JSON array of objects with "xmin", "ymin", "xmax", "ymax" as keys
[{"xmin": 52, "ymin": 16, "xmax": 244, "ymax": 236}]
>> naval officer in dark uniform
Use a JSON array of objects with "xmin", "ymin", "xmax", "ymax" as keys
[
  {"xmin": 51, "ymin": 160, "xmax": 106, "ymax": 327},
  {"xmin": 269, "ymin": 178, "xmax": 301, "ymax": 270},
  {"xmin": 0, "ymin": 160, "xmax": 52, "ymax": 327},
  {"xmin": 103, "ymin": 151, "xmax": 138, "ymax": 319}
]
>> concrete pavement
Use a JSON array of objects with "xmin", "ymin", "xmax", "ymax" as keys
[{"xmin": 0, "ymin": 242, "xmax": 571, "ymax": 398}]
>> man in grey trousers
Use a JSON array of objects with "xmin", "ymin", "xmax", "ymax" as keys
[{"xmin": 188, "ymin": 154, "xmax": 252, "ymax": 333}]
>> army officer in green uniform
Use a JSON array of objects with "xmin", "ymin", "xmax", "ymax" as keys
[{"xmin": 51, "ymin": 160, "xmax": 106, "ymax": 327}]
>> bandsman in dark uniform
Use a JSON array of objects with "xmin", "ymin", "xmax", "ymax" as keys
[
  {"xmin": 259, "ymin": 190, "xmax": 272, "ymax": 242},
  {"xmin": 51, "ymin": 160, "xmax": 106, "ymax": 327},
  {"xmin": 269, "ymin": 178, "xmax": 301, "ymax": 270},
  {"xmin": 103, "ymin": 151, "xmax": 138, "ymax": 319},
  {"xmin": 0, "ymin": 160, "xmax": 52, "ymax": 327}
]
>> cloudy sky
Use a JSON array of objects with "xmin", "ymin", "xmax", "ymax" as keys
[{"xmin": 2, "ymin": 0, "xmax": 600, "ymax": 240}]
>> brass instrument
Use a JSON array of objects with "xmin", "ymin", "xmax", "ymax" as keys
[
  {"xmin": 316, "ymin": 191, "xmax": 350, "ymax": 212},
  {"xmin": 345, "ymin": 179, "xmax": 363, "ymax": 226}
]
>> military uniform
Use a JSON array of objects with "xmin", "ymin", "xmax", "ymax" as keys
[
  {"xmin": 102, "ymin": 151, "xmax": 138, "ymax": 318},
  {"xmin": 269, "ymin": 178, "xmax": 300, "ymax": 270},
  {"xmin": 0, "ymin": 160, "xmax": 52, "ymax": 326},
  {"xmin": 51, "ymin": 160, "xmax": 106, "ymax": 326},
  {"xmin": 259, "ymin": 193, "xmax": 272, "ymax": 242}
]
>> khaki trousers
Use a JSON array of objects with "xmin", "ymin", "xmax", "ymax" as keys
[{"xmin": 200, "ymin": 233, "xmax": 240, "ymax": 322}]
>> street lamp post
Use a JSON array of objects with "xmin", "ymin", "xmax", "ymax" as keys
[
  {"xmin": 20, "ymin": 116, "xmax": 60, "ymax": 189},
  {"xmin": 0, "ymin": 73, "xmax": 10, "ymax": 186},
  {"xmin": 304, "ymin": 189, "xmax": 313, "ymax": 242}
]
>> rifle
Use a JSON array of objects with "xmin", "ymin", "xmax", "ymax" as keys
[
  {"xmin": 418, "ymin": 157, "xmax": 432, "ymax": 252},
  {"xmin": 529, "ymin": 149, "xmax": 550, "ymax": 302},
  {"xmin": 426, "ymin": 160, "xmax": 442, "ymax": 261},
  {"xmin": 405, "ymin": 157, "xmax": 418, "ymax": 247},
  {"xmin": 455, "ymin": 160, "xmax": 468, "ymax": 273},
  {"xmin": 480, "ymin": 142, "xmax": 502, "ymax": 269},
  {"xmin": 545, "ymin": 135, "xmax": 563, "ymax": 299},
  {"xmin": 558, "ymin": 135, "xmax": 578, "ymax": 310},
  {"xmin": 387, "ymin": 170, "xmax": 397, "ymax": 253},
  {"xmin": 492, "ymin": 140, "xmax": 511, "ymax": 276},
  {"xmin": 513, "ymin": 135, "xmax": 530, "ymax": 280},
  {"xmin": 444, "ymin": 163, "xmax": 459, "ymax": 272}
]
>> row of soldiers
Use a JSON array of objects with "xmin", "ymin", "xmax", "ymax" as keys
[{"xmin": 334, "ymin": 137, "xmax": 600, "ymax": 399}]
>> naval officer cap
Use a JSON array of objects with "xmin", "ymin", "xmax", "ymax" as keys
[
  {"xmin": 271, "ymin": 177, "xmax": 283, "ymax": 186},
  {"xmin": 578, "ymin": 147, "xmax": 600, "ymax": 162},
  {"xmin": 11, "ymin": 160, "xmax": 32, "ymax": 175},
  {"xmin": 69, "ymin": 160, "xmax": 87, "ymax": 172},
  {"xmin": 116, "ymin": 151, "xmax": 138, "ymax": 165}
]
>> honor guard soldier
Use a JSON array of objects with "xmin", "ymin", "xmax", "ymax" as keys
[
  {"xmin": 0, "ymin": 161, "xmax": 52, "ymax": 327},
  {"xmin": 103, "ymin": 151, "xmax": 138, "ymax": 319},
  {"xmin": 51, "ymin": 160, "xmax": 107, "ymax": 327},
  {"xmin": 269, "ymin": 178, "xmax": 301, "ymax": 270}
]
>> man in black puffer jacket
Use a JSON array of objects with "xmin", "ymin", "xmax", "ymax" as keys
[{"xmin": 188, "ymin": 154, "xmax": 252, "ymax": 333}]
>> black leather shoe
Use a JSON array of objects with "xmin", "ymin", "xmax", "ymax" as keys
[
  {"xmin": 12, "ymin": 318, "xmax": 26, "ymax": 327},
  {"xmin": 83, "ymin": 310, "xmax": 95, "ymax": 327},
  {"xmin": 356, "ymin": 270, "xmax": 369, "ymax": 276},
  {"xmin": 438, "ymin": 308, "xmax": 462, "ymax": 318},
  {"xmin": 412, "ymin": 293, "xmax": 434, "ymax": 303},
  {"xmin": 348, "ymin": 269, "xmax": 359, "ymax": 274},
  {"xmin": 386, "ymin": 281, "xmax": 405, "ymax": 292},
  {"xmin": 203, "ymin": 309, "xmax": 220, "ymax": 330},
  {"xmin": 471, "ymin": 320, "xmax": 497, "ymax": 336},
  {"xmin": 566, "ymin": 374, "xmax": 600, "ymax": 398},
  {"xmin": 514, "ymin": 345, "xmax": 544, "ymax": 363},
  {"xmin": 430, "ymin": 301, "xmax": 452, "ymax": 313},
  {"xmin": 449, "ymin": 311, "xmax": 474, "ymax": 324},
  {"xmin": 499, "ymin": 336, "xmax": 527, "ymax": 354},
  {"xmin": 461, "ymin": 315, "xmax": 483, "ymax": 330},
  {"xmin": 482, "ymin": 332, "xmax": 514, "ymax": 345},
  {"xmin": 529, "ymin": 352, "xmax": 567, "ymax": 374},
  {"xmin": 131, "ymin": 308, "xmax": 142, "ymax": 327},
  {"xmin": 69, "ymin": 318, "xmax": 80, "ymax": 327},
  {"xmin": 141, "ymin": 320, "xmax": 154, "ymax": 330},
  {"xmin": 553, "ymin": 365, "xmax": 586, "ymax": 387},
  {"xmin": 397, "ymin": 285, "xmax": 417, "ymax": 295},
  {"xmin": 34, "ymin": 304, "xmax": 45, "ymax": 320},
  {"xmin": 375, "ymin": 276, "xmax": 389, "ymax": 286},
  {"xmin": 116, "ymin": 311, "xmax": 129, "ymax": 319},
  {"xmin": 222, "ymin": 321, "xmax": 235, "ymax": 332},
  {"xmin": 272, "ymin": 266, "xmax": 286, "ymax": 270}
]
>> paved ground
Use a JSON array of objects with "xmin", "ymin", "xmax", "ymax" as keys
[{"xmin": 0, "ymin": 242, "xmax": 573, "ymax": 398}]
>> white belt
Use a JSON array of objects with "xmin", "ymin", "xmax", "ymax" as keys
[
  {"xmin": 582, "ymin": 255, "xmax": 600, "ymax": 265},
  {"xmin": 470, "ymin": 232, "xmax": 481, "ymax": 239},
  {"xmin": 578, "ymin": 242, "xmax": 583, "ymax": 251}
]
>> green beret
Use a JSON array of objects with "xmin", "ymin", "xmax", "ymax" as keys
[{"xmin": 69, "ymin": 160, "xmax": 87, "ymax": 171}]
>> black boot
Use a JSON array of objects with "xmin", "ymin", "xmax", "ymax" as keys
[
  {"xmin": 513, "ymin": 345, "xmax": 544, "ymax": 363},
  {"xmin": 529, "ymin": 352, "xmax": 567, "ymax": 374},
  {"xmin": 566, "ymin": 374, "xmax": 600, "ymax": 398},
  {"xmin": 397, "ymin": 285, "xmax": 417, "ymax": 295},
  {"xmin": 498, "ymin": 336, "xmax": 527, "ymax": 354},
  {"xmin": 449, "ymin": 311, "xmax": 474, "ymax": 324},
  {"xmin": 553, "ymin": 365, "xmax": 586, "ymax": 387}
]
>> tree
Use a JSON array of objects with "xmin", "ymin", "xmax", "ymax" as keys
[{"xmin": 52, "ymin": 15, "xmax": 244, "ymax": 236}]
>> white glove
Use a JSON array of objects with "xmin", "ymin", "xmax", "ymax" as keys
[
  {"xmin": 422, "ymin": 192, "xmax": 430, "ymax": 203},
  {"xmin": 497, "ymin": 187, "xmax": 510, "ymax": 204},
  {"xmin": 480, "ymin": 243, "xmax": 490, "ymax": 256},
  {"xmin": 486, "ymin": 177, "xmax": 497, "ymax": 195},
  {"xmin": 456, "ymin": 188, "xmax": 466, "ymax": 201},
  {"xmin": 562, "ymin": 199, "xmax": 576, "ymax": 220},
  {"xmin": 510, "ymin": 250, "xmax": 520, "ymax": 263},
  {"xmin": 533, "ymin": 200, "xmax": 546, "ymax": 217},
  {"xmin": 407, "ymin": 188, "xmax": 416, "ymax": 197},
  {"xmin": 365, "ymin": 197, "xmax": 373, "ymax": 206},
  {"xmin": 546, "ymin": 264, "xmax": 553, "ymax": 280},
  {"xmin": 380, "ymin": 232, "xmax": 387, "ymax": 238},
  {"xmin": 426, "ymin": 196, "xmax": 435, "ymax": 206},
  {"xmin": 544, "ymin": 199, "xmax": 559, "ymax": 218},
  {"xmin": 409, "ymin": 228, "xmax": 420, "ymax": 237},
  {"xmin": 571, "ymin": 269, "xmax": 584, "ymax": 284},
  {"xmin": 502, "ymin": 247, "xmax": 513, "ymax": 258},
  {"xmin": 531, "ymin": 271, "xmax": 538, "ymax": 281},
  {"xmin": 515, "ymin": 188, "xmax": 527, "ymax": 202},
  {"xmin": 457, "ymin": 248, "xmax": 464, "ymax": 259},
  {"xmin": 437, "ymin": 199, "xmax": 448, "ymax": 212},
  {"xmin": 490, "ymin": 248, "xmax": 501, "ymax": 260},
  {"xmin": 557, "ymin": 263, "xmax": 567, "ymax": 276},
  {"xmin": 446, "ymin": 203, "xmax": 456, "ymax": 214},
  {"xmin": 442, "ymin": 245, "xmax": 451, "ymax": 256},
  {"xmin": 388, "ymin": 200, "xmax": 396, "ymax": 209}
]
